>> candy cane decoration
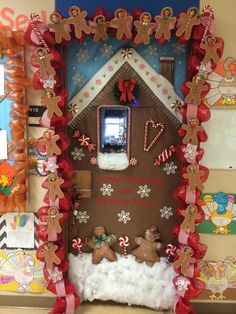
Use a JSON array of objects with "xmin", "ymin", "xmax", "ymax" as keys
[
  {"xmin": 72, "ymin": 238, "xmax": 83, "ymax": 257},
  {"xmin": 29, "ymin": 13, "xmax": 50, "ymax": 52},
  {"xmin": 154, "ymin": 145, "xmax": 176, "ymax": 166},
  {"xmin": 201, "ymin": 5, "xmax": 214, "ymax": 43},
  {"xmin": 118, "ymin": 235, "xmax": 130, "ymax": 258}
]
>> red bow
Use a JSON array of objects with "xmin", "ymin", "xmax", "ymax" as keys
[{"xmin": 118, "ymin": 79, "xmax": 136, "ymax": 102}]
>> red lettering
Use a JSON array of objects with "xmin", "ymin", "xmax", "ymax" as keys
[
  {"xmin": 119, "ymin": 187, "xmax": 135, "ymax": 194},
  {"xmin": 0, "ymin": 7, "xmax": 14, "ymax": 29},
  {"xmin": 15, "ymin": 14, "xmax": 28, "ymax": 31}
]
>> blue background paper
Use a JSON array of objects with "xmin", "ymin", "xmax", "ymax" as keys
[{"xmin": 56, "ymin": 0, "xmax": 199, "ymax": 17}]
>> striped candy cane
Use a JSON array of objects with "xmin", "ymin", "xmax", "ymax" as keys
[
  {"xmin": 29, "ymin": 13, "xmax": 50, "ymax": 52},
  {"xmin": 201, "ymin": 5, "xmax": 214, "ymax": 43},
  {"xmin": 154, "ymin": 145, "xmax": 176, "ymax": 166}
]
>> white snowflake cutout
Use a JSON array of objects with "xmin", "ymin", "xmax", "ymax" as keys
[
  {"xmin": 196, "ymin": 61, "xmax": 212, "ymax": 78},
  {"xmin": 160, "ymin": 206, "xmax": 173, "ymax": 219},
  {"xmin": 100, "ymin": 183, "xmax": 114, "ymax": 196},
  {"xmin": 100, "ymin": 43, "xmax": 114, "ymax": 58},
  {"xmin": 145, "ymin": 46, "xmax": 158, "ymax": 58},
  {"xmin": 163, "ymin": 162, "xmax": 178, "ymax": 175},
  {"xmin": 175, "ymin": 276, "xmax": 191, "ymax": 292},
  {"xmin": 44, "ymin": 159, "xmax": 58, "ymax": 173},
  {"xmin": 73, "ymin": 72, "xmax": 85, "ymax": 87},
  {"xmin": 137, "ymin": 185, "xmax": 151, "ymax": 198},
  {"xmin": 71, "ymin": 148, "xmax": 85, "ymax": 161},
  {"xmin": 183, "ymin": 143, "xmax": 198, "ymax": 160},
  {"xmin": 48, "ymin": 267, "xmax": 63, "ymax": 283},
  {"xmin": 40, "ymin": 75, "xmax": 56, "ymax": 89},
  {"xmin": 74, "ymin": 210, "xmax": 90, "ymax": 223},
  {"xmin": 76, "ymin": 48, "xmax": 89, "ymax": 63},
  {"xmin": 172, "ymin": 43, "xmax": 186, "ymax": 55},
  {"xmin": 118, "ymin": 210, "xmax": 131, "ymax": 224}
]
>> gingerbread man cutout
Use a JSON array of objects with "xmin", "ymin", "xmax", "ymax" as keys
[
  {"xmin": 180, "ymin": 204, "xmax": 201, "ymax": 232},
  {"xmin": 32, "ymin": 48, "xmax": 56, "ymax": 80},
  {"xmin": 182, "ymin": 117, "xmax": 203, "ymax": 146},
  {"xmin": 176, "ymin": 7, "xmax": 200, "ymax": 40},
  {"xmin": 38, "ymin": 242, "xmax": 61, "ymax": 269},
  {"xmin": 44, "ymin": 207, "xmax": 63, "ymax": 235},
  {"xmin": 173, "ymin": 246, "xmax": 196, "ymax": 275},
  {"xmin": 88, "ymin": 226, "xmax": 117, "ymax": 264},
  {"xmin": 110, "ymin": 8, "xmax": 133, "ymax": 40},
  {"xmin": 131, "ymin": 225, "xmax": 162, "ymax": 267},
  {"xmin": 185, "ymin": 76, "xmax": 208, "ymax": 105},
  {"xmin": 134, "ymin": 12, "xmax": 155, "ymax": 45},
  {"xmin": 43, "ymin": 173, "xmax": 64, "ymax": 200},
  {"xmin": 41, "ymin": 90, "xmax": 62, "ymax": 119},
  {"xmin": 183, "ymin": 164, "xmax": 205, "ymax": 192},
  {"xmin": 48, "ymin": 11, "xmax": 71, "ymax": 44},
  {"xmin": 200, "ymin": 36, "xmax": 222, "ymax": 64},
  {"xmin": 155, "ymin": 7, "xmax": 176, "ymax": 40},
  {"xmin": 68, "ymin": 6, "xmax": 91, "ymax": 39},
  {"xmin": 91, "ymin": 15, "xmax": 110, "ymax": 42},
  {"xmin": 39, "ymin": 130, "xmax": 61, "ymax": 158}
]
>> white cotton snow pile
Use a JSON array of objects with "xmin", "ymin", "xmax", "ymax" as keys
[
  {"xmin": 97, "ymin": 152, "xmax": 129, "ymax": 171},
  {"xmin": 68, "ymin": 253, "xmax": 176, "ymax": 310}
]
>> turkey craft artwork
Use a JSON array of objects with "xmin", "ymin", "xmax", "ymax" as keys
[
  {"xmin": 199, "ymin": 257, "xmax": 236, "ymax": 300},
  {"xmin": 198, "ymin": 192, "xmax": 236, "ymax": 234}
]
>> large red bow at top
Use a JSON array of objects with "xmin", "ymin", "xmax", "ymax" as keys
[{"xmin": 118, "ymin": 79, "xmax": 136, "ymax": 102}]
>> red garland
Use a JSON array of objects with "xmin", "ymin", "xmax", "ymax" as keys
[{"xmin": 24, "ymin": 5, "xmax": 224, "ymax": 314}]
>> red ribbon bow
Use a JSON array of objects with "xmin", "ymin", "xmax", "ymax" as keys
[{"xmin": 118, "ymin": 79, "xmax": 136, "ymax": 102}]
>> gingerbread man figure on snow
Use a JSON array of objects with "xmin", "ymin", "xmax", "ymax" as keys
[
  {"xmin": 43, "ymin": 172, "xmax": 64, "ymax": 200},
  {"xmin": 180, "ymin": 204, "xmax": 201, "ymax": 232},
  {"xmin": 173, "ymin": 246, "xmax": 196, "ymax": 275},
  {"xmin": 182, "ymin": 117, "xmax": 203, "ymax": 146},
  {"xmin": 185, "ymin": 76, "xmax": 208, "ymax": 105},
  {"xmin": 44, "ymin": 207, "xmax": 63, "ymax": 235},
  {"xmin": 91, "ymin": 15, "xmax": 110, "ymax": 42},
  {"xmin": 41, "ymin": 90, "xmax": 62, "ymax": 119},
  {"xmin": 183, "ymin": 164, "xmax": 205, "ymax": 192},
  {"xmin": 176, "ymin": 7, "xmax": 200, "ymax": 41},
  {"xmin": 38, "ymin": 242, "xmax": 61, "ymax": 269},
  {"xmin": 68, "ymin": 6, "xmax": 91, "ymax": 39},
  {"xmin": 48, "ymin": 11, "xmax": 71, "ymax": 44},
  {"xmin": 39, "ymin": 130, "xmax": 61, "ymax": 158},
  {"xmin": 110, "ymin": 8, "xmax": 133, "ymax": 40},
  {"xmin": 155, "ymin": 7, "xmax": 176, "ymax": 40},
  {"xmin": 32, "ymin": 48, "xmax": 56, "ymax": 80},
  {"xmin": 131, "ymin": 225, "xmax": 162, "ymax": 267},
  {"xmin": 88, "ymin": 226, "xmax": 117, "ymax": 264},
  {"xmin": 134, "ymin": 12, "xmax": 155, "ymax": 45},
  {"xmin": 200, "ymin": 35, "xmax": 222, "ymax": 64}
]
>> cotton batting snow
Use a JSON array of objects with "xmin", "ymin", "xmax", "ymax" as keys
[
  {"xmin": 68, "ymin": 253, "xmax": 176, "ymax": 310},
  {"xmin": 97, "ymin": 152, "xmax": 129, "ymax": 170}
]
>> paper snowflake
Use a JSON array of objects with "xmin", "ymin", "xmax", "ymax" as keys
[
  {"xmin": 76, "ymin": 48, "xmax": 89, "ymax": 63},
  {"xmin": 72, "ymin": 72, "xmax": 85, "ymax": 87},
  {"xmin": 90, "ymin": 157, "xmax": 97, "ymax": 165},
  {"xmin": 137, "ymin": 185, "xmax": 151, "ymax": 198},
  {"xmin": 71, "ymin": 148, "xmax": 85, "ymax": 161},
  {"xmin": 163, "ymin": 162, "xmax": 178, "ymax": 175},
  {"xmin": 100, "ymin": 43, "xmax": 114, "ymax": 58},
  {"xmin": 74, "ymin": 210, "xmax": 90, "ymax": 223},
  {"xmin": 100, "ymin": 183, "xmax": 114, "ymax": 196},
  {"xmin": 48, "ymin": 267, "xmax": 63, "ymax": 283},
  {"xmin": 175, "ymin": 276, "xmax": 191, "ymax": 292},
  {"xmin": 44, "ymin": 159, "xmax": 58, "ymax": 173},
  {"xmin": 129, "ymin": 158, "xmax": 138, "ymax": 166},
  {"xmin": 145, "ymin": 46, "xmax": 158, "ymax": 58},
  {"xmin": 197, "ymin": 61, "xmax": 212, "ymax": 78},
  {"xmin": 183, "ymin": 143, "xmax": 198, "ymax": 160},
  {"xmin": 118, "ymin": 210, "xmax": 131, "ymax": 224},
  {"xmin": 40, "ymin": 75, "xmax": 56, "ymax": 89},
  {"xmin": 172, "ymin": 43, "xmax": 186, "ymax": 55},
  {"xmin": 160, "ymin": 206, "xmax": 173, "ymax": 219}
]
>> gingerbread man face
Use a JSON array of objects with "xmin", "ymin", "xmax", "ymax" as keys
[
  {"xmin": 48, "ymin": 206, "xmax": 58, "ymax": 217},
  {"xmin": 95, "ymin": 15, "xmax": 105, "ymax": 25},
  {"xmin": 184, "ymin": 246, "xmax": 194, "ymax": 257},
  {"xmin": 186, "ymin": 204, "xmax": 198, "ymax": 215},
  {"xmin": 50, "ymin": 12, "xmax": 62, "ymax": 23},
  {"xmin": 162, "ymin": 7, "xmax": 173, "ymax": 18},
  {"xmin": 206, "ymin": 35, "xmax": 214, "ymax": 44},
  {"xmin": 93, "ymin": 225, "xmax": 106, "ymax": 237},
  {"xmin": 43, "ymin": 130, "xmax": 54, "ymax": 140},
  {"xmin": 189, "ymin": 7, "xmax": 198, "ymax": 17},
  {"xmin": 116, "ymin": 9, "xmax": 126, "ymax": 18},
  {"xmin": 36, "ymin": 48, "xmax": 46, "ymax": 58},
  {"xmin": 69, "ymin": 6, "xmax": 80, "ymax": 17},
  {"xmin": 45, "ymin": 90, "xmax": 54, "ymax": 99},
  {"xmin": 142, "ymin": 12, "xmax": 151, "ymax": 24},
  {"xmin": 188, "ymin": 117, "xmax": 199, "ymax": 128},
  {"xmin": 145, "ymin": 225, "xmax": 160, "ymax": 241},
  {"xmin": 187, "ymin": 164, "xmax": 198, "ymax": 174}
]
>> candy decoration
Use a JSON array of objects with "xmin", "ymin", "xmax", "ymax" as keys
[
  {"xmin": 201, "ymin": 5, "xmax": 214, "ymax": 43},
  {"xmin": 154, "ymin": 145, "xmax": 176, "ymax": 166},
  {"xmin": 166, "ymin": 243, "xmax": 176, "ymax": 263},
  {"xmin": 72, "ymin": 238, "xmax": 83, "ymax": 257},
  {"xmin": 144, "ymin": 118, "xmax": 165, "ymax": 152},
  {"xmin": 118, "ymin": 235, "xmax": 130, "ymax": 258},
  {"xmin": 29, "ymin": 13, "xmax": 50, "ymax": 52}
]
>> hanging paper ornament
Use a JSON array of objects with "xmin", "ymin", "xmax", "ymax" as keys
[{"xmin": 118, "ymin": 235, "xmax": 130, "ymax": 258}]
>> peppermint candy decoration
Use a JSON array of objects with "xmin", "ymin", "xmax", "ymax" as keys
[
  {"xmin": 118, "ymin": 235, "xmax": 130, "ymax": 258},
  {"xmin": 166, "ymin": 243, "xmax": 176, "ymax": 263},
  {"xmin": 72, "ymin": 238, "xmax": 83, "ymax": 257}
]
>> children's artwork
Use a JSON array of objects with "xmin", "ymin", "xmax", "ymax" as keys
[
  {"xmin": 197, "ymin": 193, "xmax": 236, "ymax": 234},
  {"xmin": 205, "ymin": 58, "xmax": 236, "ymax": 106},
  {"xmin": 198, "ymin": 257, "xmax": 236, "ymax": 300},
  {"xmin": 0, "ymin": 213, "xmax": 39, "ymax": 249},
  {"xmin": 0, "ymin": 130, "xmax": 8, "ymax": 160},
  {"xmin": 0, "ymin": 249, "xmax": 47, "ymax": 293}
]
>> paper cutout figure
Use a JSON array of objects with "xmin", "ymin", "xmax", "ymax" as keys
[
  {"xmin": 39, "ymin": 130, "xmax": 61, "ymax": 158},
  {"xmin": 134, "ymin": 12, "xmax": 155, "ymax": 45},
  {"xmin": 91, "ymin": 15, "xmax": 110, "ymax": 42},
  {"xmin": 32, "ymin": 48, "xmax": 56, "ymax": 80},
  {"xmin": 182, "ymin": 117, "xmax": 203, "ymax": 146},
  {"xmin": 43, "ymin": 172, "xmax": 64, "ymax": 200},
  {"xmin": 180, "ymin": 204, "xmax": 201, "ymax": 232},
  {"xmin": 48, "ymin": 11, "xmax": 71, "ymax": 44},
  {"xmin": 38, "ymin": 243, "xmax": 61, "ymax": 269},
  {"xmin": 41, "ymin": 90, "xmax": 62, "ymax": 119},
  {"xmin": 44, "ymin": 207, "xmax": 63, "ymax": 235},
  {"xmin": 68, "ymin": 6, "xmax": 91, "ymax": 39},
  {"xmin": 173, "ymin": 246, "xmax": 196, "ymax": 275},
  {"xmin": 87, "ymin": 226, "xmax": 117, "ymax": 264},
  {"xmin": 110, "ymin": 8, "xmax": 133, "ymax": 40},
  {"xmin": 155, "ymin": 7, "xmax": 176, "ymax": 40},
  {"xmin": 183, "ymin": 164, "xmax": 205, "ymax": 192},
  {"xmin": 200, "ymin": 36, "xmax": 222, "ymax": 64},
  {"xmin": 131, "ymin": 225, "xmax": 162, "ymax": 266},
  {"xmin": 176, "ymin": 7, "xmax": 200, "ymax": 40},
  {"xmin": 185, "ymin": 76, "xmax": 208, "ymax": 105}
]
